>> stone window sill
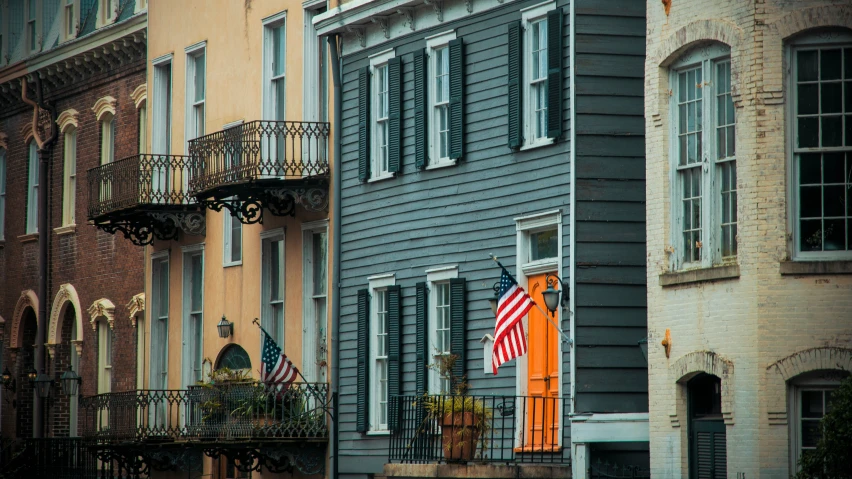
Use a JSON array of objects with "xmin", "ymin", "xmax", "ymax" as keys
[
  {"xmin": 18, "ymin": 233, "xmax": 39, "ymax": 244},
  {"xmin": 779, "ymin": 261, "xmax": 852, "ymax": 275},
  {"xmin": 660, "ymin": 264, "xmax": 740, "ymax": 287},
  {"xmin": 54, "ymin": 224, "xmax": 77, "ymax": 236}
]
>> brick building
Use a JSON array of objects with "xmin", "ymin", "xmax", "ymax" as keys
[
  {"xmin": 644, "ymin": 1, "xmax": 852, "ymax": 478},
  {"xmin": 0, "ymin": 0, "xmax": 146, "ymax": 449}
]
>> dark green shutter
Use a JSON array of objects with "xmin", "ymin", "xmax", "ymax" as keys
[
  {"xmin": 415, "ymin": 282, "xmax": 428, "ymax": 394},
  {"xmin": 387, "ymin": 285, "xmax": 401, "ymax": 430},
  {"xmin": 448, "ymin": 38, "xmax": 464, "ymax": 160},
  {"xmin": 449, "ymin": 278, "xmax": 466, "ymax": 387},
  {"xmin": 692, "ymin": 421, "xmax": 727, "ymax": 479},
  {"xmin": 414, "ymin": 49, "xmax": 428, "ymax": 169},
  {"xmin": 358, "ymin": 67, "xmax": 371, "ymax": 182},
  {"xmin": 387, "ymin": 57, "xmax": 402, "ymax": 174},
  {"xmin": 507, "ymin": 22, "xmax": 522, "ymax": 149},
  {"xmin": 546, "ymin": 9, "xmax": 563, "ymax": 139},
  {"xmin": 356, "ymin": 289, "xmax": 370, "ymax": 432}
]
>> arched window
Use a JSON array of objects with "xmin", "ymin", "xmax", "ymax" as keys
[{"xmin": 216, "ymin": 344, "xmax": 252, "ymax": 371}]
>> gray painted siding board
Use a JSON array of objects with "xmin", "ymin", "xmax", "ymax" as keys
[
  {"xmin": 574, "ymin": 284, "xmax": 646, "ymax": 308},
  {"xmin": 576, "ymin": 201, "xmax": 646, "ymax": 223},
  {"xmin": 575, "ymin": 266, "xmax": 647, "ymax": 285},
  {"xmin": 575, "ymin": 157, "xmax": 645, "ymax": 180},
  {"xmin": 576, "ymin": 393, "xmax": 648, "ymax": 414},
  {"xmin": 575, "ymin": 77, "xmax": 644, "ymax": 97},
  {"xmin": 575, "ymin": 307, "xmax": 646, "ymax": 327},
  {"xmin": 574, "ymin": 15, "xmax": 645, "ymax": 37},
  {"xmin": 575, "ymin": 243, "xmax": 646, "ymax": 266},
  {"xmin": 576, "ymin": 221, "xmax": 645, "ymax": 243},
  {"xmin": 575, "ymin": 34, "xmax": 646, "ymax": 56},
  {"xmin": 576, "ymin": 326, "xmax": 647, "ymax": 346},
  {"xmin": 576, "ymin": 96, "xmax": 643, "ymax": 115},
  {"xmin": 575, "ymin": 347, "xmax": 647, "ymax": 368},
  {"xmin": 575, "ymin": 369, "xmax": 648, "ymax": 393},
  {"xmin": 575, "ymin": 114, "xmax": 644, "ymax": 135},
  {"xmin": 576, "ymin": 179, "xmax": 644, "ymax": 202},
  {"xmin": 575, "ymin": 0, "xmax": 644, "ymax": 17}
]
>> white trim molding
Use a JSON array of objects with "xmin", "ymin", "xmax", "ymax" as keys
[
  {"xmin": 571, "ymin": 413, "xmax": 650, "ymax": 443},
  {"xmin": 88, "ymin": 298, "xmax": 116, "ymax": 330},
  {"xmin": 130, "ymin": 84, "xmax": 147, "ymax": 109},
  {"xmin": 91, "ymin": 96, "xmax": 116, "ymax": 121},
  {"xmin": 57, "ymin": 109, "xmax": 79, "ymax": 132}
]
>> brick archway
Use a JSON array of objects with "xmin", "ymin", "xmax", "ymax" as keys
[
  {"xmin": 48, "ymin": 284, "xmax": 84, "ymax": 358},
  {"xmin": 670, "ymin": 350, "xmax": 736, "ymax": 425},
  {"xmin": 10, "ymin": 290, "xmax": 39, "ymax": 350}
]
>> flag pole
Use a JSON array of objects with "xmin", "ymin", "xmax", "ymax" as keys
[
  {"xmin": 251, "ymin": 318, "xmax": 315, "ymax": 386},
  {"xmin": 488, "ymin": 254, "xmax": 572, "ymax": 345}
]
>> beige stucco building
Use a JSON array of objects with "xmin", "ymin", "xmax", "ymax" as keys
[{"xmin": 645, "ymin": 1, "xmax": 852, "ymax": 478}]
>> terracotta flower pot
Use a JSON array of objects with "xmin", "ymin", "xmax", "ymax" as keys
[{"xmin": 441, "ymin": 412, "xmax": 481, "ymax": 462}]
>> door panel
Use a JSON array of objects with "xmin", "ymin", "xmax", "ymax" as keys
[
  {"xmin": 691, "ymin": 420, "xmax": 726, "ymax": 479},
  {"xmin": 524, "ymin": 273, "xmax": 559, "ymax": 451}
]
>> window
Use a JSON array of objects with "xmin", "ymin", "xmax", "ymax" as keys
[
  {"xmin": 789, "ymin": 371, "xmax": 848, "ymax": 472},
  {"xmin": 97, "ymin": 321, "xmax": 112, "ymax": 393},
  {"xmin": 138, "ymin": 103, "xmax": 147, "ymax": 154},
  {"xmin": 302, "ymin": 223, "xmax": 328, "ymax": 383},
  {"xmin": 152, "ymin": 58, "xmax": 173, "ymax": 155},
  {"xmin": 63, "ymin": 128, "xmax": 77, "ymax": 225},
  {"xmin": 426, "ymin": 32, "xmax": 456, "ymax": 167},
  {"xmin": 182, "ymin": 246, "xmax": 203, "ymax": 387},
  {"xmin": 99, "ymin": 0, "xmax": 115, "ymax": 26},
  {"xmin": 791, "ymin": 36, "xmax": 852, "ymax": 257},
  {"xmin": 372, "ymin": 53, "xmax": 392, "ymax": 179},
  {"xmin": 100, "ymin": 113, "xmax": 115, "ymax": 165},
  {"xmin": 151, "ymin": 254, "xmax": 169, "ymax": 390},
  {"xmin": 135, "ymin": 0, "xmax": 147, "ymax": 12},
  {"xmin": 263, "ymin": 13, "xmax": 286, "ymax": 121},
  {"xmin": 369, "ymin": 274, "xmax": 394, "ymax": 432},
  {"xmin": 669, "ymin": 43, "xmax": 736, "ymax": 268},
  {"xmin": 223, "ymin": 212, "xmax": 242, "ymax": 266},
  {"xmin": 27, "ymin": 0, "xmax": 37, "ymax": 52},
  {"xmin": 515, "ymin": 1, "xmax": 560, "ymax": 149},
  {"xmin": 0, "ymin": 147, "xmax": 5, "ymax": 240},
  {"xmin": 62, "ymin": 0, "xmax": 77, "ymax": 41},
  {"xmin": 185, "ymin": 45, "xmax": 206, "ymax": 150},
  {"xmin": 303, "ymin": 6, "xmax": 327, "ymax": 123},
  {"xmin": 427, "ymin": 267, "xmax": 457, "ymax": 393},
  {"xmin": 26, "ymin": 141, "xmax": 38, "ymax": 234},
  {"xmin": 261, "ymin": 230, "xmax": 285, "ymax": 346}
]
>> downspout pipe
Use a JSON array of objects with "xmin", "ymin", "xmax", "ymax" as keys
[{"xmin": 328, "ymin": 32, "xmax": 342, "ymax": 479}]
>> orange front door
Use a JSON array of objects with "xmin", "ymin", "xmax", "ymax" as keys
[{"xmin": 525, "ymin": 273, "xmax": 560, "ymax": 451}]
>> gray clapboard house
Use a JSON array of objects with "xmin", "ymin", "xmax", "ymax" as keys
[{"xmin": 316, "ymin": 1, "xmax": 647, "ymax": 478}]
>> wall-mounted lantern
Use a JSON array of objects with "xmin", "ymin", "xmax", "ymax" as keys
[
  {"xmin": 542, "ymin": 273, "xmax": 569, "ymax": 316},
  {"xmin": 1, "ymin": 367, "xmax": 16, "ymax": 393},
  {"xmin": 34, "ymin": 371, "xmax": 53, "ymax": 399},
  {"xmin": 488, "ymin": 282, "xmax": 500, "ymax": 316},
  {"xmin": 217, "ymin": 315, "xmax": 234, "ymax": 338},
  {"xmin": 60, "ymin": 365, "xmax": 82, "ymax": 397}
]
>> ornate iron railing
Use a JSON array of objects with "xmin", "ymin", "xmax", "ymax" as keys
[
  {"xmin": 188, "ymin": 120, "xmax": 330, "ymax": 194},
  {"xmin": 87, "ymin": 154, "xmax": 197, "ymax": 219},
  {"xmin": 0, "ymin": 438, "xmax": 103, "ymax": 479},
  {"xmin": 389, "ymin": 394, "xmax": 571, "ymax": 465},
  {"xmin": 79, "ymin": 383, "xmax": 331, "ymax": 444}
]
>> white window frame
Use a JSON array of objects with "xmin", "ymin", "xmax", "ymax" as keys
[
  {"xmin": 369, "ymin": 49, "xmax": 395, "ymax": 182},
  {"xmin": 185, "ymin": 42, "xmax": 207, "ymax": 152},
  {"xmin": 668, "ymin": 43, "xmax": 735, "ymax": 270},
  {"xmin": 0, "ymin": 147, "xmax": 6, "ymax": 240},
  {"xmin": 138, "ymin": 102, "xmax": 147, "ymax": 154},
  {"xmin": 262, "ymin": 11, "xmax": 287, "ymax": 121},
  {"xmin": 61, "ymin": 0, "xmax": 78, "ymax": 42},
  {"xmin": 26, "ymin": 141, "xmax": 38, "ymax": 234},
  {"xmin": 302, "ymin": 220, "xmax": 328, "ymax": 384},
  {"xmin": 223, "ymin": 211, "xmax": 242, "ymax": 267},
  {"xmin": 261, "ymin": 228, "xmax": 285, "ymax": 347},
  {"xmin": 100, "ymin": 112, "xmax": 115, "ymax": 165},
  {"xmin": 98, "ymin": 0, "xmax": 116, "ymax": 28},
  {"xmin": 788, "ymin": 374, "xmax": 845, "ymax": 473},
  {"xmin": 26, "ymin": 0, "xmax": 40, "ymax": 53},
  {"xmin": 368, "ymin": 273, "xmax": 395, "ymax": 433},
  {"xmin": 520, "ymin": 1, "xmax": 555, "ymax": 150},
  {"xmin": 97, "ymin": 320, "xmax": 112, "ymax": 394},
  {"xmin": 152, "ymin": 55, "xmax": 173, "ymax": 156},
  {"xmin": 63, "ymin": 127, "xmax": 77, "ymax": 226},
  {"xmin": 150, "ymin": 251, "xmax": 170, "ymax": 390},
  {"xmin": 426, "ymin": 266, "xmax": 457, "ymax": 394},
  {"xmin": 788, "ymin": 33, "xmax": 852, "ymax": 260},
  {"xmin": 181, "ymin": 244, "xmax": 204, "ymax": 388},
  {"xmin": 134, "ymin": 0, "xmax": 147, "ymax": 13},
  {"xmin": 426, "ymin": 31, "xmax": 457, "ymax": 169},
  {"xmin": 302, "ymin": 5, "xmax": 328, "ymax": 123}
]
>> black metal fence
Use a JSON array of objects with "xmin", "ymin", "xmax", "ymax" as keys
[
  {"xmin": 588, "ymin": 458, "xmax": 651, "ymax": 479},
  {"xmin": 188, "ymin": 120, "xmax": 330, "ymax": 194},
  {"xmin": 0, "ymin": 438, "xmax": 117, "ymax": 479},
  {"xmin": 79, "ymin": 383, "xmax": 331, "ymax": 444},
  {"xmin": 87, "ymin": 154, "xmax": 196, "ymax": 219},
  {"xmin": 389, "ymin": 394, "xmax": 570, "ymax": 465}
]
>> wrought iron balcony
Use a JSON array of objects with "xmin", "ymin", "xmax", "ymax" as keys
[
  {"xmin": 389, "ymin": 394, "xmax": 571, "ymax": 465},
  {"xmin": 86, "ymin": 154, "xmax": 206, "ymax": 246},
  {"xmin": 188, "ymin": 120, "xmax": 331, "ymax": 224}
]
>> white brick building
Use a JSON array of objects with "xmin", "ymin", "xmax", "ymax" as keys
[{"xmin": 644, "ymin": 1, "xmax": 852, "ymax": 477}]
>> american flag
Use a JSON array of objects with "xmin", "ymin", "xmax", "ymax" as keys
[
  {"xmin": 260, "ymin": 327, "xmax": 299, "ymax": 386},
  {"xmin": 492, "ymin": 266, "xmax": 533, "ymax": 375}
]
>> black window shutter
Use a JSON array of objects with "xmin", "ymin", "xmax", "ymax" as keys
[
  {"xmin": 507, "ymin": 21, "xmax": 523, "ymax": 149},
  {"xmin": 449, "ymin": 278, "xmax": 466, "ymax": 387},
  {"xmin": 448, "ymin": 38, "xmax": 464, "ymax": 160},
  {"xmin": 414, "ymin": 49, "xmax": 428, "ymax": 169},
  {"xmin": 692, "ymin": 421, "xmax": 727, "ymax": 479},
  {"xmin": 387, "ymin": 57, "xmax": 402, "ymax": 174},
  {"xmin": 356, "ymin": 289, "xmax": 370, "ymax": 432},
  {"xmin": 386, "ymin": 285, "xmax": 402, "ymax": 430},
  {"xmin": 415, "ymin": 282, "xmax": 428, "ymax": 394},
  {"xmin": 358, "ymin": 67, "xmax": 371, "ymax": 182},
  {"xmin": 546, "ymin": 9, "xmax": 563, "ymax": 139}
]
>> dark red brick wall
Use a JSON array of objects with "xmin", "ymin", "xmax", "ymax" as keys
[{"xmin": 0, "ymin": 57, "xmax": 146, "ymax": 439}]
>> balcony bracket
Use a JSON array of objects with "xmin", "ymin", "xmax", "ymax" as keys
[
  {"xmin": 144, "ymin": 447, "xmax": 204, "ymax": 473},
  {"xmin": 94, "ymin": 209, "xmax": 206, "ymax": 246},
  {"xmin": 94, "ymin": 447, "xmax": 150, "ymax": 477},
  {"xmin": 203, "ymin": 443, "xmax": 325, "ymax": 476},
  {"xmin": 199, "ymin": 184, "xmax": 328, "ymax": 225}
]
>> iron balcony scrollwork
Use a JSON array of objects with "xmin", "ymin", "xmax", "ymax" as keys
[
  {"xmin": 188, "ymin": 120, "xmax": 331, "ymax": 224},
  {"xmin": 87, "ymin": 154, "xmax": 206, "ymax": 245}
]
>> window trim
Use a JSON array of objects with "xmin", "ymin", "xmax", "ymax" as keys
[
  {"xmin": 181, "ymin": 244, "xmax": 204, "ymax": 388},
  {"xmin": 302, "ymin": 220, "xmax": 329, "ymax": 384},
  {"xmin": 222, "ymin": 210, "xmax": 243, "ymax": 267},
  {"xmin": 787, "ymin": 373, "xmax": 846, "ymax": 473},
  {"xmin": 150, "ymin": 251, "xmax": 170, "ymax": 390},
  {"xmin": 184, "ymin": 42, "xmax": 207, "ymax": 153},
  {"xmin": 100, "ymin": 112, "xmax": 115, "ymax": 165},
  {"xmin": 262, "ymin": 11, "xmax": 287, "ymax": 121},
  {"xmin": 425, "ymin": 31, "xmax": 457, "ymax": 169},
  {"xmin": 787, "ymin": 33, "xmax": 852, "ymax": 260},
  {"xmin": 60, "ymin": 0, "xmax": 79, "ymax": 43},
  {"xmin": 26, "ymin": 0, "xmax": 40, "ymax": 53},
  {"xmin": 62, "ymin": 127, "xmax": 77, "ymax": 226},
  {"xmin": 97, "ymin": 0, "xmax": 116, "ymax": 28},
  {"xmin": 667, "ymin": 42, "xmax": 735, "ymax": 270},
  {"xmin": 426, "ymin": 266, "xmax": 458, "ymax": 394},
  {"xmin": 152, "ymin": 55, "xmax": 173, "ymax": 156},
  {"xmin": 97, "ymin": 320, "xmax": 112, "ymax": 394},
  {"xmin": 368, "ymin": 49, "xmax": 396, "ymax": 182},
  {"xmin": 368, "ymin": 273, "xmax": 395, "ymax": 433},
  {"xmin": 260, "ymin": 228, "xmax": 285, "ymax": 347},
  {"xmin": 520, "ymin": 0, "xmax": 555, "ymax": 150},
  {"xmin": 26, "ymin": 141, "xmax": 38, "ymax": 234}
]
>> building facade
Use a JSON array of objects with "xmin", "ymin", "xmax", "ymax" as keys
[
  {"xmin": 0, "ymin": 0, "xmax": 147, "ymax": 474},
  {"xmin": 644, "ymin": 1, "xmax": 852, "ymax": 478},
  {"xmin": 316, "ymin": 0, "xmax": 648, "ymax": 478},
  {"xmin": 84, "ymin": 0, "xmax": 334, "ymax": 477}
]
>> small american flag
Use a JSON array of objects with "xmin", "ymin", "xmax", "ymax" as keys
[
  {"xmin": 260, "ymin": 327, "xmax": 299, "ymax": 386},
  {"xmin": 492, "ymin": 266, "xmax": 533, "ymax": 375}
]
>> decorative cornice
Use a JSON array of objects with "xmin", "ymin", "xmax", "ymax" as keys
[
  {"xmin": 126, "ymin": 292, "xmax": 145, "ymax": 327},
  {"xmin": 21, "ymin": 123, "xmax": 35, "ymax": 144},
  {"xmin": 57, "ymin": 109, "xmax": 79, "ymax": 132},
  {"xmin": 92, "ymin": 96, "xmax": 117, "ymax": 121},
  {"xmin": 49, "ymin": 283, "xmax": 83, "ymax": 346},
  {"xmin": 130, "ymin": 84, "xmax": 147, "ymax": 109},
  {"xmin": 88, "ymin": 298, "xmax": 116, "ymax": 330}
]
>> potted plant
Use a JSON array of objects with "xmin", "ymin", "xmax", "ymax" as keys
[{"xmin": 423, "ymin": 354, "xmax": 492, "ymax": 462}]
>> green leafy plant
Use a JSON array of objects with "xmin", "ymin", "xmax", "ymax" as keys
[{"xmin": 795, "ymin": 375, "xmax": 852, "ymax": 479}]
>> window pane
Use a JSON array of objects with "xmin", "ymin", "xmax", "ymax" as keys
[
  {"xmin": 797, "ymin": 84, "xmax": 818, "ymax": 115},
  {"xmin": 312, "ymin": 231, "xmax": 327, "ymax": 295},
  {"xmin": 275, "ymin": 79, "xmax": 286, "ymax": 121},
  {"xmin": 798, "ymin": 50, "xmax": 818, "ymax": 82},
  {"xmin": 821, "ymin": 82, "xmax": 841, "ymax": 114},
  {"xmin": 798, "ymin": 117, "xmax": 819, "ymax": 147},
  {"xmin": 821, "ymin": 49, "xmax": 842, "ymax": 80},
  {"xmin": 231, "ymin": 215, "xmax": 242, "ymax": 262},
  {"xmin": 191, "ymin": 254, "xmax": 203, "ymax": 310},
  {"xmin": 824, "ymin": 218, "xmax": 845, "ymax": 250},
  {"xmin": 271, "ymin": 239, "xmax": 282, "ymax": 301},
  {"xmin": 822, "ymin": 116, "xmax": 842, "ymax": 147},
  {"xmin": 801, "ymin": 420, "xmax": 821, "ymax": 447},
  {"xmin": 194, "ymin": 54, "xmax": 205, "ymax": 102},
  {"xmin": 273, "ymin": 25, "xmax": 285, "ymax": 77},
  {"xmin": 530, "ymin": 228, "xmax": 558, "ymax": 260}
]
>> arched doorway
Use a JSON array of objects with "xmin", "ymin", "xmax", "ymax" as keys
[{"xmin": 688, "ymin": 373, "xmax": 726, "ymax": 479}]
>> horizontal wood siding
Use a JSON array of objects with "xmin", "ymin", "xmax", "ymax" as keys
[
  {"xmin": 337, "ymin": 0, "xmax": 571, "ymax": 471},
  {"xmin": 572, "ymin": 0, "xmax": 648, "ymax": 417}
]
